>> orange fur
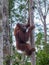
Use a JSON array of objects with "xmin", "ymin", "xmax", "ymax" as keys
[{"xmin": 14, "ymin": 23, "xmax": 35, "ymax": 56}]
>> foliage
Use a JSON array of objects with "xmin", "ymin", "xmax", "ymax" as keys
[
  {"xmin": 44, "ymin": 44, "xmax": 49, "ymax": 54},
  {"xmin": 9, "ymin": 0, "xmax": 28, "ymax": 23},
  {"xmin": 10, "ymin": 46, "xmax": 31, "ymax": 65},
  {"xmin": 36, "ymin": 32, "xmax": 43, "ymax": 45},
  {"xmin": 9, "ymin": 0, "xmax": 15, "ymax": 17},
  {"xmin": 36, "ymin": 50, "xmax": 49, "ymax": 65}
]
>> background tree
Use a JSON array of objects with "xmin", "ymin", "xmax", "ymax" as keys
[{"xmin": 35, "ymin": 0, "xmax": 49, "ymax": 43}]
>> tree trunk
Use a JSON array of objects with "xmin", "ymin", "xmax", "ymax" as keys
[
  {"xmin": 29, "ymin": 0, "xmax": 36, "ymax": 65},
  {"xmin": 0, "ymin": 26, "xmax": 3, "ymax": 65},
  {"xmin": 43, "ymin": 16, "xmax": 47, "ymax": 43},
  {"xmin": 0, "ymin": 0, "xmax": 10, "ymax": 65},
  {"xmin": 0, "ymin": 0, "xmax": 4, "ymax": 65}
]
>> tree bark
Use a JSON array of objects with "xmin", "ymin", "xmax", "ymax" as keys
[
  {"xmin": 43, "ymin": 15, "xmax": 47, "ymax": 43},
  {"xmin": 29, "ymin": 0, "xmax": 36, "ymax": 65},
  {"xmin": 0, "ymin": 0, "xmax": 4, "ymax": 65},
  {"xmin": 3, "ymin": 0, "xmax": 11, "ymax": 65}
]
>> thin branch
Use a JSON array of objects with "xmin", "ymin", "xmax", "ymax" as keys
[
  {"xmin": 44, "ymin": 0, "xmax": 47, "ymax": 15},
  {"xmin": 38, "ymin": 0, "xmax": 43, "ymax": 17},
  {"xmin": 46, "ymin": 6, "xmax": 49, "ymax": 16},
  {"xmin": 36, "ymin": 0, "xmax": 44, "ymax": 24},
  {"xmin": 38, "ymin": 9, "xmax": 44, "ymax": 24}
]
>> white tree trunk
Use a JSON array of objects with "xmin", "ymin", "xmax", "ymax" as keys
[
  {"xmin": 0, "ymin": 0, "xmax": 11, "ymax": 65},
  {"xmin": 29, "ymin": 0, "xmax": 36, "ymax": 65},
  {"xmin": 3, "ymin": 0, "xmax": 11, "ymax": 64}
]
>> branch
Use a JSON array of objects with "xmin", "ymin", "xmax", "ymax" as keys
[
  {"xmin": 38, "ymin": 8, "xmax": 44, "ymax": 23},
  {"xmin": 44, "ymin": 0, "xmax": 47, "ymax": 15},
  {"xmin": 38, "ymin": 0, "xmax": 43, "ymax": 17},
  {"xmin": 46, "ymin": 6, "xmax": 49, "ymax": 16},
  {"xmin": 36, "ymin": 0, "xmax": 44, "ymax": 24}
]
